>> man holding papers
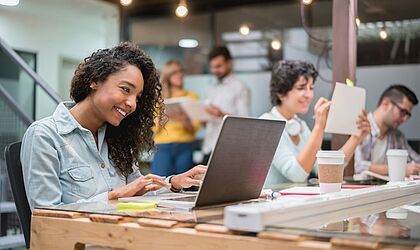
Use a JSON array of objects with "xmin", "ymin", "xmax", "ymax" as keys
[
  {"xmin": 152, "ymin": 60, "xmax": 201, "ymax": 176},
  {"xmin": 201, "ymin": 46, "xmax": 251, "ymax": 164},
  {"xmin": 355, "ymin": 85, "xmax": 420, "ymax": 176}
]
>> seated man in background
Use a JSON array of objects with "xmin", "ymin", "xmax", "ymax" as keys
[{"xmin": 355, "ymin": 85, "xmax": 420, "ymax": 177}]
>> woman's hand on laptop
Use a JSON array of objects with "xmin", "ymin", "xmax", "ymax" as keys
[
  {"xmin": 108, "ymin": 174, "xmax": 168, "ymax": 200},
  {"xmin": 171, "ymin": 165, "xmax": 207, "ymax": 190}
]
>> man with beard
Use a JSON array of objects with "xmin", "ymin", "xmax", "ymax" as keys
[
  {"xmin": 202, "ymin": 46, "xmax": 251, "ymax": 164},
  {"xmin": 355, "ymin": 85, "xmax": 420, "ymax": 176}
]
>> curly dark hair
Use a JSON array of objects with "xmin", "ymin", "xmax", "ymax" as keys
[
  {"xmin": 270, "ymin": 60, "xmax": 318, "ymax": 106},
  {"xmin": 70, "ymin": 42, "xmax": 163, "ymax": 177}
]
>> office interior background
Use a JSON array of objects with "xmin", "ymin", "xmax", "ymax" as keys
[{"xmin": 0, "ymin": 0, "xmax": 419, "ymax": 246}]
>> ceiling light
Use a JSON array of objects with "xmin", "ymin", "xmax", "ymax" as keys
[
  {"xmin": 271, "ymin": 39, "xmax": 281, "ymax": 50},
  {"xmin": 239, "ymin": 24, "xmax": 250, "ymax": 36},
  {"xmin": 175, "ymin": 0, "xmax": 188, "ymax": 18},
  {"xmin": 178, "ymin": 39, "xmax": 198, "ymax": 48},
  {"xmin": 0, "ymin": 0, "xmax": 19, "ymax": 6},
  {"xmin": 355, "ymin": 17, "xmax": 360, "ymax": 27},
  {"xmin": 379, "ymin": 27, "xmax": 387, "ymax": 40},
  {"xmin": 120, "ymin": 0, "xmax": 132, "ymax": 6},
  {"xmin": 302, "ymin": 0, "xmax": 312, "ymax": 5}
]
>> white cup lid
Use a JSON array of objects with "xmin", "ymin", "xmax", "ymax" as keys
[
  {"xmin": 316, "ymin": 150, "xmax": 345, "ymax": 158},
  {"xmin": 386, "ymin": 149, "xmax": 408, "ymax": 157},
  {"xmin": 316, "ymin": 150, "xmax": 345, "ymax": 164}
]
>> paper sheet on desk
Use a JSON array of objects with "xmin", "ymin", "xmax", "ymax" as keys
[
  {"xmin": 118, "ymin": 192, "xmax": 196, "ymax": 203},
  {"xmin": 325, "ymin": 82, "xmax": 366, "ymax": 136},
  {"xmin": 279, "ymin": 185, "xmax": 370, "ymax": 196},
  {"xmin": 279, "ymin": 187, "xmax": 320, "ymax": 195},
  {"xmin": 402, "ymin": 205, "xmax": 420, "ymax": 214}
]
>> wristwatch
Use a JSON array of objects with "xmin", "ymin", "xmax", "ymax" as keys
[{"xmin": 169, "ymin": 176, "xmax": 182, "ymax": 193}]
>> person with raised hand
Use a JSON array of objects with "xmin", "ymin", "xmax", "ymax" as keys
[{"xmin": 260, "ymin": 60, "xmax": 370, "ymax": 186}]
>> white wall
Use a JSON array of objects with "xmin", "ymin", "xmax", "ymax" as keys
[
  {"xmin": 0, "ymin": 0, "xmax": 120, "ymax": 119},
  {"xmin": 184, "ymin": 63, "xmax": 420, "ymax": 140},
  {"xmin": 355, "ymin": 65, "xmax": 420, "ymax": 139}
]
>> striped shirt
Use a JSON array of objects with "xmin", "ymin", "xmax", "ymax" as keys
[{"xmin": 354, "ymin": 112, "xmax": 420, "ymax": 173}]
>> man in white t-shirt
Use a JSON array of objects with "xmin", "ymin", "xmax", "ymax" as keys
[
  {"xmin": 355, "ymin": 85, "xmax": 420, "ymax": 176},
  {"xmin": 201, "ymin": 46, "xmax": 251, "ymax": 164}
]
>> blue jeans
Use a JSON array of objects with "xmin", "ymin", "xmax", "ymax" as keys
[{"xmin": 151, "ymin": 142, "xmax": 194, "ymax": 176}]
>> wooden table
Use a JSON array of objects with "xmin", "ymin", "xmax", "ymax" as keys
[{"xmin": 30, "ymin": 206, "xmax": 420, "ymax": 250}]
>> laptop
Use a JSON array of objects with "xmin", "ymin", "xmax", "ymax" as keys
[{"xmin": 158, "ymin": 115, "xmax": 286, "ymax": 209}]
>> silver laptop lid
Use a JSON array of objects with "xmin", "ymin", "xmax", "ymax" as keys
[{"xmin": 194, "ymin": 116, "xmax": 285, "ymax": 208}]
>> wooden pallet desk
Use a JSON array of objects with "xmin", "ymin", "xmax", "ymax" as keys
[{"xmin": 30, "ymin": 199, "xmax": 420, "ymax": 250}]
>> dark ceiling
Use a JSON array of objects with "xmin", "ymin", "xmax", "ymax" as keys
[
  {"xmin": 102, "ymin": 0, "xmax": 309, "ymax": 18},
  {"xmin": 101, "ymin": 0, "xmax": 420, "ymax": 23}
]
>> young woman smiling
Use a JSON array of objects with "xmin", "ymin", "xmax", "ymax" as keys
[{"xmin": 21, "ymin": 42, "xmax": 206, "ymax": 209}]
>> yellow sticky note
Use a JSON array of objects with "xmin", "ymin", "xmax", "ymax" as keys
[
  {"xmin": 116, "ymin": 202, "xmax": 157, "ymax": 211},
  {"xmin": 346, "ymin": 78, "xmax": 354, "ymax": 86}
]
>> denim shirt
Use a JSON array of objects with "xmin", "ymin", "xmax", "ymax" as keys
[{"xmin": 21, "ymin": 102, "xmax": 164, "ymax": 210}]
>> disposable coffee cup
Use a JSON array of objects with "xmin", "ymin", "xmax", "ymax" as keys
[
  {"xmin": 316, "ymin": 150, "xmax": 345, "ymax": 194},
  {"xmin": 386, "ymin": 149, "xmax": 408, "ymax": 182}
]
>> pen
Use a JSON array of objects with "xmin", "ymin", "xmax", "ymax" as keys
[{"xmin": 260, "ymin": 189, "xmax": 280, "ymax": 199}]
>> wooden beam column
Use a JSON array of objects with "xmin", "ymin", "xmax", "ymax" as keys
[
  {"xmin": 331, "ymin": 0, "xmax": 358, "ymax": 176},
  {"xmin": 119, "ymin": 5, "xmax": 130, "ymax": 42}
]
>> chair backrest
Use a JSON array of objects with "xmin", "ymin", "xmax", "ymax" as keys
[{"xmin": 4, "ymin": 141, "xmax": 31, "ymax": 249}]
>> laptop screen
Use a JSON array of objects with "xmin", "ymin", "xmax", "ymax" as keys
[{"xmin": 193, "ymin": 116, "xmax": 285, "ymax": 208}]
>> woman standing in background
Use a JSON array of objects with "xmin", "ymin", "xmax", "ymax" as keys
[{"xmin": 152, "ymin": 60, "xmax": 201, "ymax": 176}]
